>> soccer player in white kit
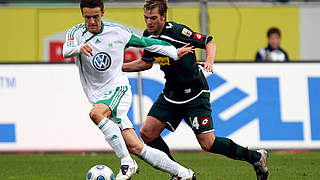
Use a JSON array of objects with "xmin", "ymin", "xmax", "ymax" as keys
[{"xmin": 63, "ymin": 0, "xmax": 196, "ymax": 180}]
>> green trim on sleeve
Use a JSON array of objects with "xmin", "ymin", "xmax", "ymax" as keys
[
  {"xmin": 67, "ymin": 23, "xmax": 85, "ymax": 39},
  {"xmin": 127, "ymin": 33, "xmax": 171, "ymax": 48}
]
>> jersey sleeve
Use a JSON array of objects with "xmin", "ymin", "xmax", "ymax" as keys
[
  {"xmin": 141, "ymin": 50, "xmax": 156, "ymax": 62},
  {"xmin": 63, "ymin": 25, "xmax": 83, "ymax": 58},
  {"xmin": 127, "ymin": 33, "xmax": 178, "ymax": 60},
  {"xmin": 140, "ymin": 30, "xmax": 154, "ymax": 62},
  {"xmin": 176, "ymin": 24, "xmax": 213, "ymax": 49}
]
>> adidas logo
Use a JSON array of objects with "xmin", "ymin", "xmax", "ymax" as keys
[
  {"xmin": 95, "ymin": 39, "xmax": 101, "ymax": 44},
  {"xmin": 110, "ymin": 135, "xmax": 118, "ymax": 141}
]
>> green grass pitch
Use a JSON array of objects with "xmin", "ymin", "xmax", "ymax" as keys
[{"xmin": 0, "ymin": 151, "xmax": 319, "ymax": 180}]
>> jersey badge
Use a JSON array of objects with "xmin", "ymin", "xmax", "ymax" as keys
[
  {"xmin": 92, "ymin": 52, "xmax": 112, "ymax": 71},
  {"xmin": 193, "ymin": 33, "xmax": 204, "ymax": 41},
  {"xmin": 200, "ymin": 117, "xmax": 210, "ymax": 127},
  {"xmin": 154, "ymin": 57, "xmax": 170, "ymax": 66},
  {"xmin": 108, "ymin": 43, "xmax": 113, "ymax": 49},
  {"xmin": 66, "ymin": 37, "xmax": 75, "ymax": 47},
  {"xmin": 182, "ymin": 28, "xmax": 192, "ymax": 37}
]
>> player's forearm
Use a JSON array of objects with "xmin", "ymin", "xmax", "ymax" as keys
[
  {"xmin": 143, "ymin": 40, "xmax": 178, "ymax": 60},
  {"xmin": 63, "ymin": 43, "xmax": 82, "ymax": 58},
  {"xmin": 129, "ymin": 34, "xmax": 178, "ymax": 60},
  {"xmin": 205, "ymin": 41, "xmax": 216, "ymax": 65},
  {"xmin": 122, "ymin": 59, "xmax": 153, "ymax": 72}
]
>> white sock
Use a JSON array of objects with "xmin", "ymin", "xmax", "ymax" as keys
[
  {"xmin": 139, "ymin": 144, "xmax": 189, "ymax": 176},
  {"xmin": 98, "ymin": 118, "xmax": 133, "ymax": 165}
]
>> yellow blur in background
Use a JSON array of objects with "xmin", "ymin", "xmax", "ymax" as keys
[{"xmin": 0, "ymin": 5, "xmax": 299, "ymax": 62}]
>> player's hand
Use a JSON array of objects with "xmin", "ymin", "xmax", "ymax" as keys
[
  {"xmin": 197, "ymin": 61, "xmax": 214, "ymax": 73},
  {"xmin": 80, "ymin": 44, "xmax": 93, "ymax": 57},
  {"xmin": 177, "ymin": 43, "xmax": 194, "ymax": 59}
]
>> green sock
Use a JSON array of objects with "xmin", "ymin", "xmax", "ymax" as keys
[{"xmin": 209, "ymin": 137, "xmax": 261, "ymax": 164}]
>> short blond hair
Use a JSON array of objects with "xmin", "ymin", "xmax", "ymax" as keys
[{"xmin": 144, "ymin": 0, "xmax": 168, "ymax": 16}]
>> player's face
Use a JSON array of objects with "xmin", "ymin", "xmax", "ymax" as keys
[
  {"xmin": 144, "ymin": 7, "xmax": 166, "ymax": 35},
  {"xmin": 82, "ymin": 7, "xmax": 104, "ymax": 34},
  {"xmin": 268, "ymin": 33, "xmax": 281, "ymax": 49}
]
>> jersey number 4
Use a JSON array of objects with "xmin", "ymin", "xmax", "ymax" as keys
[{"xmin": 189, "ymin": 117, "xmax": 200, "ymax": 130}]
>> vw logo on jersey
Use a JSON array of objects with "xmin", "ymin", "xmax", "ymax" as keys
[{"xmin": 92, "ymin": 52, "xmax": 112, "ymax": 71}]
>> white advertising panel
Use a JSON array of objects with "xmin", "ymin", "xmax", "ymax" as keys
[
  {"xmin": 300, "ymin": 6, "xmax": 320, "ymax": 60},
  {"xmin": 0, "ymin": 64, "xmax": 109, "ymax": 151},
  {"xmin": 0, "ymin": 63, "xmax": 320, "ymax": 151},
  {"xmin": 128, "ymin": 63, "xmax": 320, "ymax": 150}
]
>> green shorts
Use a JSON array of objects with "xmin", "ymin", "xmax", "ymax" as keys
[{"xmin": 148, "ymin": 92, "xmax": 214, "ymax": 134}]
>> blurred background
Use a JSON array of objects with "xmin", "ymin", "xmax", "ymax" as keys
[
  {"xmin": 1, "ymin": 0, "xmax": 320, "ymax": 62},
  {"xmin": 1, "ymin": 0, "xmax": 320, "ymax": 152}
]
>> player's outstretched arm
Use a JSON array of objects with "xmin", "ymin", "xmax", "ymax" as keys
[
  {"xmin": 128, "ymin": 34, "xmax": 180, "ymax": 60},
  {"xmin": 122, "ymin": 59, "xmax": 153, "ymax": 72},
  {"xmin": 196, "ymin": 41, "xmax": 216, "ymax": 73}
]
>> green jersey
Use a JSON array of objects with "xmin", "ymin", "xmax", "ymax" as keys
[{"xmin": 142, "ymin": 21, "xmax": 213, "ymax": 104}]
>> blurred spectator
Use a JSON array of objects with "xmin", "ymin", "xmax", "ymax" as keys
[{"xmin": 255, "ymin": 27, "xmax": 289, "ymax": 62}]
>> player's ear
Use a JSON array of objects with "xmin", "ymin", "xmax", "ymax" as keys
[{"xmin": 162, "ymin": 13, "xmax": 167, "ymax": 21}]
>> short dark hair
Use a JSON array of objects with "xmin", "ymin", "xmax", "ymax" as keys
[
  {"xmin": 267, "ymin": 27, "xmax": 281, "ymax": 38},
  {"xmin": 80, "ymin": 0, "xmax": 104, "ymax": 13},
  {"xmin": 144, "ymin": 0, "xmax": 168, "ymax": 16}
]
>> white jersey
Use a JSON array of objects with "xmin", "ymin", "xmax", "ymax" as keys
[{"xmin": 63, "ymin": 21, "xmax": 178, "ymax": 104}]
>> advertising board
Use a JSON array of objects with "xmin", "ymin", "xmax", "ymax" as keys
[{"xmin": 0, "ymin": 63, "xmax": 319, "ymax": 151}]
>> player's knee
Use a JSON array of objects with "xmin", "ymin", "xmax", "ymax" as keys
[
  {"xmin": 197, "ymin": 133, "xmax": 216, "ymax": 151},
  {"xmin": 199, "ymin": 137, "xmax": 215, "ymax": 152},
  {"xmin": 89, "ymin": 108, "xmax": 103, "ymax": 123},
  {"xmin": 200, "ymin": 142, "xmax": 212, "ymax": 151}
]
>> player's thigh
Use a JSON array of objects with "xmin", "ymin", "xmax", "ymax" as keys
[
  {"xmin": 122, "ymin": 128, "xmax": 144, "ymax": 155},
  {"xmin": 184, "ymin": 92, "xmax": 214, "ymax": 134},
  {"xmin": 140, "ymin": 116, "xmax": 166, "ymax": 142},
  {"xmin": 96, "ymin": 86, "xmax": 133, "ymax": 130},
  {"xmin": 147, "ymin": 93, "xmax": 183, "ymax": 132}
]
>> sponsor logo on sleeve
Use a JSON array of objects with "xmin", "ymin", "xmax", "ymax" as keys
[
  {"xmin": 200, "ymin": 117, "xmax": 210, "ymax": 126},
  {"xmin": 66, "ymin": 37, "xmax": 75, "ymax": 47},
  {"xmin": 193, "ymin": 33, "xmax": 204, "ymax": 41},
  {"xmin": 182, "ymin": 28, "xmax": 192, "ymax": 37}
]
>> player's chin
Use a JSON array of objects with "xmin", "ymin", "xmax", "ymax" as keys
[
  {"xmin": 88, "ymin": 26, "xmax": 98, "ymax": 32},
  {"xmin": 147, "ymin": 27, "xmax": 155, "ymax": 33}
]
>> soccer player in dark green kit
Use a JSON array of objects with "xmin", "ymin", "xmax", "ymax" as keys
[{"xmin": 122, "ymin": 0, "xmax": 269, "ymax": 179}]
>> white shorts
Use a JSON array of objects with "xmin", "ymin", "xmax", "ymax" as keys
[{"xmin": 96, "ymin": 86, "xmax": 133, "ymax": 130}]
